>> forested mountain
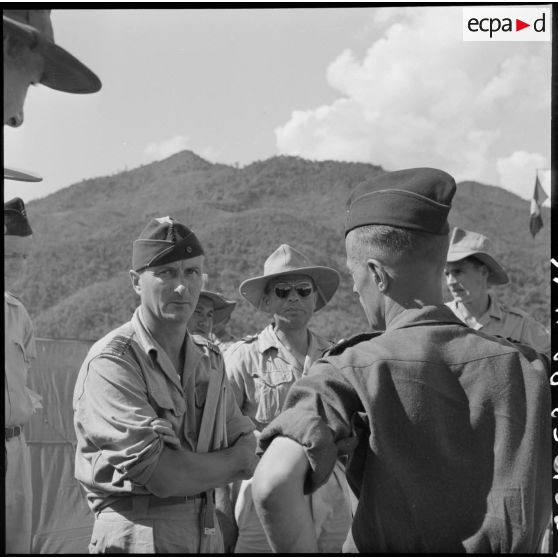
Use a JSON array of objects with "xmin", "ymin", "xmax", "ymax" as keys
[{"xmin": 14, "ymin": 150, "xmax": 550, "ymax": 342}]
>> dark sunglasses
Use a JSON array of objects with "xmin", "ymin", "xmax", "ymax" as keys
[{"xmin": 273, "ymin": 282, "xmax": 314, "ymax": 299}]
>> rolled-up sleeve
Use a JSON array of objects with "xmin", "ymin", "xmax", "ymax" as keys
[
  {"xmin": 257, "ymin": 359, "xmax": 361, "ymax": 493},
  {"xmin": 74, "ymin": 353, "xmax": 164, "ymax": 490}
]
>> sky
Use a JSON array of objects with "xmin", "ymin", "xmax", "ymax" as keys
[{"xmin": 4, "ymin": 6, "xmax": 553, "ymax": 204}]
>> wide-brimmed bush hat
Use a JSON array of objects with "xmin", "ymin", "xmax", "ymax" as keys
[
  {"xmin": 198, "ymin": 291, "xmax": 237, "ymax": 325},
  {"xmin": 4, "ymin": 166, "xmax": 43, "ymax": 182},
  {"xmin": 446, "ymin": 227, "xmax": 509, "ymax": 286},
  {"xmin": 239, "ymin": 244, "xmax": 340, "ymax": 312},
  {"xmin": 3, "ymin": 9, "xmax": 102, "ymax": 93}
]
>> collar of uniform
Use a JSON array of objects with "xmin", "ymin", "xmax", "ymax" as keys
[
  {"xmin": 448, "ymin": 296, "xmax": 501, "ymax": 329},
  {"xmin": 445, "ymin": 299, "xmax": 480, "ymax": 329},
  {"xmin": 257, "ymin": 323, "xmax": 328, "ymax": 360},
  {"xmin": 4, "ymin": 291, "xmax": 21, "ymax": 307},
  {"xmin": 479, "ymin": 295, "xmax": 503, "ymax": 324},
  {"xmin": 387, "ymin": 304, "xmax": 466, "ymax": 331},
  {"xmin": 131, "ymin": 307, "xmax": 202, "ymax": 388},
  {"xmin": 256, "ymin": 323, "xmax": 280, "ymax": 354},
  {"xmin": 132, "ymin": 306, "xmax": 162, "ymax": 358}
]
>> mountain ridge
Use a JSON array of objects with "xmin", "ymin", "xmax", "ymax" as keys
[{"xmin": 15, "ymin": 150, "xmax": 549, "ymax": 342}]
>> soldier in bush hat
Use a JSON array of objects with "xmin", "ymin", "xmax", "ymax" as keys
[
  {"xmin": 187, "ymin": 274, "xmax": 237, "ymax": 343},
  {"xmin": 252, "ymin": 168, "xmax": 550, "ymax": 554},
  {"xmin": 4, "ymin": 9, "xmax": 101, "ymax": 127},
  {"xmin": 224, "ymin": 244, "xmax": 351, "ymax": 553},
  {"xmin": 185, "ymin": 275, "xmax": 239, "ymax": 549},
  {"xmin": 445, "ymin": 226, "xmax": 550, "ymax": 356},
  {"xmin": 4, "ymin": 197, "xmax": 43, "ymax": 553},
  {"xmin": 4, "ymin": 10, "xmax": 101, "ymax": 182},
  {"xmin": 73, "ymin": 216, "xmax": 257, "ymax": 554}
]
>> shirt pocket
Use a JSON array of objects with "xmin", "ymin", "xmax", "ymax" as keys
[
  {"xmin": 254, "ymin": 368, "xmax": 294, "ymax": 424},
  {"xmin": 146, "ymin": 381, "xmax": 186, "ymax": 418}
]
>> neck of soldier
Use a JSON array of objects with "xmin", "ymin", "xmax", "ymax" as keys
[
  {"xmin": 273, "ymin": 320, "xmax": 310, "ymax": 358},
  {"xmin": 384, "ymin": 273, "xmax": 445, "ymax": 328},
  {"xmin": 144, "ymin": 312, "xmax": 188, "ymax": 374},
  {"xmin": 457, "ymin": 292, "xmax": 490, "ymax": 321}
]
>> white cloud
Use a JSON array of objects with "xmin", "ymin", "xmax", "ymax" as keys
[
  {"xmin": 275, "ymin": 6, "xmax": 551, "ymax": 197},
  {"xmin": 497, "ymin": 151, "xmax": 550, "ymax": 204},
  {"xmin": 144, "ymin": 135, "xmax": 192, "ymax": 160}
]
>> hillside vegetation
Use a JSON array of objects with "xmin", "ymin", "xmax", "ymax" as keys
[{"xmin": 15, "ymin": 151, "xmax": 550, "ymax": 342}]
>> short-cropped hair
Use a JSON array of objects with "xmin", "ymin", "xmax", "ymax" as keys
[{"xmin": 348, "ymin": 225, "xmax": 449, "ymax": 271}]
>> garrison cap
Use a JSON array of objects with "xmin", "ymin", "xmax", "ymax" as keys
[
  {"xmin": 345, "ymin": 168, "xmax": 456, "ymax": 236},
  {"xmin": 5, "ymin": 198, "xmax": 33, "ymax": 237},
  {"xmin": 132, "ymin": 216, "xmax": 204, "ymax": 272},
  {"xmin": 4, "ymin": 197, "xmax": 33, "ymax": 255}
]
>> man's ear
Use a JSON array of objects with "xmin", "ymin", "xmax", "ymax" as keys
[
  {"xmin": 261, "ymin": 292, "xmax": 271, "ymax": 309},
  {"xmin": 367, "ymin": 258, "xmax": 389, "ymax": 293},
  {"xmin": 130, "ymin": 269, "xmax": 141, "ymax": 295}
]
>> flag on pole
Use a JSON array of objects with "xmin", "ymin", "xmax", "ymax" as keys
[{"xmin": 529, "ymin": 172, "xmax": 548, "ymax": 238}]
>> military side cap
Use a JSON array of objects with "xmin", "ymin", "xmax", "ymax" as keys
[
  {"xmin": 5, "ymin": 197, "xmax": 33, "ymax": 236},
  {"xmin": 3, "ymin": 9, "xmax": 101, "ymax": 94},
  {"xmin": 132, "ymin": 216, "xmax": 204, "ymax": 272},
  {"xmin": 5, "ymin": 197, "xmax": 33, "ymax": 255},
  {"xmin": 345, "ymin": 168, "xmax": 456, "ymax": 236}
]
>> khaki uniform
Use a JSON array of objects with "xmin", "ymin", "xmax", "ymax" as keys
[
  {"xmin": 73, "ymin": 307, "xmax": 254, "ymax": 553},
  {"xmin": 5, "ymin": 291, "xmax": 41, "ymax": 554},
  {"xmin": 225, "ymin": 324, "xmax": 352, "ymax": 553},
  {"xmin": 446, "ymin": 296, "xmax": 550, "ymax": 356}
]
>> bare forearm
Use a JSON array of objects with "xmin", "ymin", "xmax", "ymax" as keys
[
  {"xmin": 252, "ymin": 437, "xmax": 318, "ymax": 553},
  {"xmin": 146, "ymin": 434, "xmax": 256, "ymax": 498}
]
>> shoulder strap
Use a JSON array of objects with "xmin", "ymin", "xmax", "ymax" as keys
[
  {"xmin": 195, "ymin": 363, "xmax": 226, "ymax": 541},
  {"xmin": 196, "ymin": 365, "xmax": 225, "ymax": 454},
  {"xmin": 324, "ymin": 331, "xmax": 383, "ymax": 357}
]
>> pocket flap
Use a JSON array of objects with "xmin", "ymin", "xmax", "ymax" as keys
[{"xmin": 257, "ymin": 368, "xmax": 293, "ymax": 387}]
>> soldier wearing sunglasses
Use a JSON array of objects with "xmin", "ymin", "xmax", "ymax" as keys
[{"xmin": 223, "ymin": 244, "xmax": 352, "ymax": 553}]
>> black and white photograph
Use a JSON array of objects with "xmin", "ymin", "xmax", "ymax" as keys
[{"xmin": 3, "ymin": 5, "xmax": 553, "ymax": 555}]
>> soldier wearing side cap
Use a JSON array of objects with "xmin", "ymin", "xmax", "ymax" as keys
[
  {"xmin": 4, "ymin": 198, "xmax": 44, "ymax": 554},
  {"xmin": 444, "ymin": 227, "xmax": 550, "ymax": 358},
  {"xmin": 251, "ymin": 168, "xmax": 551, "ymax": 554},
  {"xmin": 73, "ymin": 217, "xmax": 257, "ymax": 553}
]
